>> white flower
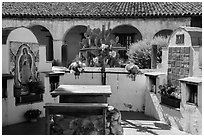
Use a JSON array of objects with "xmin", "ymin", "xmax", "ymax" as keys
[
  {"xmin": 93, "ymin": 57, "xmax": 99, "ymax": 63},
  {"xmin": 101, "ymin": 44, "xmax": 108, "ymax": 51},
  {"xmin": 109, "ymin": 44, "xmax": 112, "ymax": 49},
  {"xmin": 70, "ymin": 70, "xmax": 75, "ymax": 73},
  {"xmin": 109, "ymin": 51, "xmax": 116, "ymax": 58}
]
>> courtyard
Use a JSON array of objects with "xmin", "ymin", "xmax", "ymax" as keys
[{"xmin": 2, "ymin": 2, "xmax": 202, "ymax": 135}]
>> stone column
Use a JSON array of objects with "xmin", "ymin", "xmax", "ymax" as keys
[
  {"xmin": 53, "ymin": 39, "xmax": 63, "ymax": 62},
  {"xmin": 2, "ymin": 44, "xmax": 10, "ymax": 74},
  {"xmin": 161, "ymin": 47, "xmax": 168, "ymax": 73},
  {"xmin": 39, "ymin": 46, "xmax": 52, "ymax": 72},
  {"xmin": 151, "ymin": 45, "xmax": 157, "ymax": 69},
  {"xmin": 192, "ymin": 46, "xmax": 202, "ymax": 77}
]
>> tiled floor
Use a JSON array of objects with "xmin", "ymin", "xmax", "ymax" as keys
[{"xmin": 2, "ymin": 111, "xmax": 189, "ymax": 135}]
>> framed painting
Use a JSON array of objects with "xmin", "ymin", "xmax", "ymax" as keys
[{"xmin": 9, "ymin": 41, "xmax": 43, "ymax": 104}]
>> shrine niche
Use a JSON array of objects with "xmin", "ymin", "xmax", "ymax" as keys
[{"xmin": 9, "ymin": 41, "xmax": 43, "ymax": 104}]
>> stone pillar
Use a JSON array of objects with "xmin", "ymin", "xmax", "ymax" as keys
[
  {"xmin": 2, "ymin": 44, "xmax": 10, "ymax": 74},
  {"xmin": 39, "ymin": 46, "xmax": 52, "ymax": 72},
  {"xmin": 161, "ymin": 47, "xmax": 168, "ymax": 73},
  {"xmin": 151, "ymin": 45, "xmax": 157, "ymax": 69},
  {"xmin": 53, "ymin": 39, "xmax": 63, "ymax": 62},
  {"xmin": 192, "ymin": 46, "xmax": 202, "ymax": 77}
]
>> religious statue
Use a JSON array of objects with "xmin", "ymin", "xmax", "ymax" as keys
[{"xmin": 19, "ymin": 48, "xmax": 32, "ymax": 85}]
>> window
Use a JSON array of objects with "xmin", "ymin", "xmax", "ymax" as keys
[
  {"xmin": 2, "ymin": 79, "xmax": 7, "ymax": 98},
  {"xmin": 176, "ymin": 34, "xmax": 184, "ymax": 44},
  {"xmin": 114, "ymin": 33, "xmax": 135, "ymax": 59},
  {"xmin": 46, "ymin": 36, "xmax": 54, "ymax": 61},
  {"xmin": 186, "ymin": 83, "xmax": 198, "ymax": 105}
]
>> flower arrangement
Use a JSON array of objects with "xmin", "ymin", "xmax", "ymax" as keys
[
  {"xmin": 68, "ymin": 60, "xmax": 86, "ymax": 78},
  {"xmin": 91, "ymin": 44, "xmax": 119, "ymax": 68},
  {"xmin": 24, "ymin": 109, "xmax": 42, "ymax": 121},
  {"xmin": 125, "ymin": 62, "xmax": 143, "ymax": 81},
  {"xmin": 158, "ymin": 84, "xmax": 181, "ymax": 99}
]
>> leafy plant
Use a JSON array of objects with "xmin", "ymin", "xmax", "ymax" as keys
[
  {"xmin": 127, "ymin": 39, "xmax": 151, "ymax": 69},
  {"xmin": 127, "ymin": 36, "xmax": 169, "ymax": 69},
  {"xmin": 158, "ymin": 84, "xmax": 181, "ymax": 99},
  {"xmin": 79, "ymin": 23, "xmax": 121, "ymax": 49},
  {"xmin": 24, "ymin": 109, "xmax": 42, "ymax": 120},
  {"xmin": 79, "ymin": 23, "xmax": 122, "ymax": 67}
]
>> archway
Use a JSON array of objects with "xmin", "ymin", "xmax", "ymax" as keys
[
  {"xmin": 63, "ymin": 25, "xmax": 87, "ymax": 67},
  {"xmin": 111, "ymin": 25, "xmax": 142, "ymax": 60},
  {"xmin": 154, "ymin": 29, "xmax": 173, "ymax": 38},
  {"xmin": 4, "ymin": 27, "xmax": 43, "ymax": 105},
  {"xmin": 152, "ymin": 29, "xmax": 173, "ymax": 69},
  {"xmin": 29, "ymin": 25, "xmax": 53, "ymax": 61}
]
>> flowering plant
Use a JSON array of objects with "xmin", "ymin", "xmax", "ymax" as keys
[
  {"xmin": 125, "ymin": 62, "xmax": 143, "ymax": 81},
  {"xmin": 79, "ymin": 24, "xmax": 122, "ymax": 68},
  {"xmin": 24, "ymin": 109, "xmax": 41, "ymax": 120},
  {"xmin": 68, "ymin": 60, "xmax": 85, "ymax": 78},
  {"xmin": 92, "ymin": 44, "xmax": 118, "ymax": 67},
  {"xmin": 158, "ymin": 84, "xmax": 181, "ymax": 99}
]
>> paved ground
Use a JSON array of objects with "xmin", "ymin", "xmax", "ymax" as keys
[
  {"xmin": 2, "ymin": 111, "xmax": 189, "ymax": 135},
  {"xmin": 121, "ymin": 111, "xmax": 189, "ymax": 135}
]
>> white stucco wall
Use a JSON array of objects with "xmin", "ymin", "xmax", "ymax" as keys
[
  {"xmin": 2, "ymin": 17, "xmax": 191, "ymax": 61},
  {"xmin": 2, "ymin": 75, "xmax": 58, "ymax": 126},
  {"xmin": 38, "ymin": 46, "xmax": 52, "ymax": 72},
  {"xmin": 2, "ymin": 71, "xmax": 147, "ymax": 126},
  {"xmin": 60, "ymin": 72, "xmax": 146, "ymax": 112},
  {"xmin": 2, "ymin": 44, "xmax": 10, "ymax": 74},
  {"xmin": 145, "ymin": 89, "xmax": 202, "ymax": 134}
]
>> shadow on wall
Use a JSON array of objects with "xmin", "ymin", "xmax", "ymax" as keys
[{"xmin": 154, "ymin": 122, "xmax": 171, "ymax": 130}]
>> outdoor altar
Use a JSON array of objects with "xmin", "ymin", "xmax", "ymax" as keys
[{"xmin": 44, "ymin": 85, "xmax": 123, "ymax": 135}]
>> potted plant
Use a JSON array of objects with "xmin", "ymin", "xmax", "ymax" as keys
[
  {"xmin": 24, "ymin": 109, "xmax": 42, "ymax": 122},
  {"xmin": 158, "ymin": 84, "xmax": 181, "ymax": 108}
]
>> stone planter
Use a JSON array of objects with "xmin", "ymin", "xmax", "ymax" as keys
[{"xmin": 161, "ymin": 95, "xmax": 181, "ymax": 108}]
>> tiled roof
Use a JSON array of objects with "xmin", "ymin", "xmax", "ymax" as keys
[{"xmin": 2, "ymin": 2, "xmax": 202, "ymax": 18}]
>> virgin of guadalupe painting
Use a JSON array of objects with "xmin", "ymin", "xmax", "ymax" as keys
[
  {"xmin": 18, "ymin": 47, "xmax": 33, "ymax": 85},
  {"xmin": 9, "ymin": 41, "xmax": 39, "ymax": 96}
]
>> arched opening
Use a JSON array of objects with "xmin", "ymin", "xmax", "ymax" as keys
[
  {"xmin": 29, "ymin": 25, "xmax": 53, "ymax": 61},
  {"xmin": 2, "ymin": 27, "xmax": 17, "ymax": 44},
  {"xmin": 4, "ymin": 27, "xmax": 43, "ymax": 105},
  {"xmin": 111, "ymin": 25, "xmax": 142, "ymax": 60},
  {"xmin": 63, "ymin": 25, "xmax": 87, "ymax": 67},
  {"xmin": 154, "ymin": 29, "xmax": 173, "ymax": 38},
  {"xmin": 152, "ymin": 29, "xmax": 173, "ymax": 69}
]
